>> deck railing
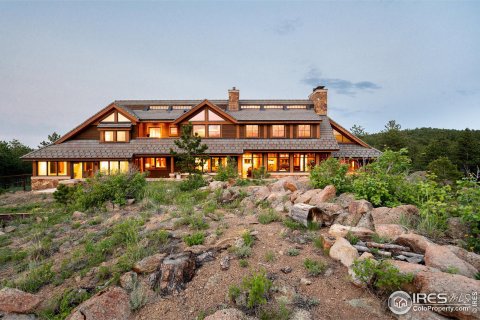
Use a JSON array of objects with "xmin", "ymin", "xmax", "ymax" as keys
[{"xmin": 0, "ymin": 174, "xmax": 32, "ymax": 192}]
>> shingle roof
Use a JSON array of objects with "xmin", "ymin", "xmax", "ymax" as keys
[
  {"xmin": 97, "ymin": 123, "xmax": 133, "ymax": 128},
  {"xmin": 225, "ymin": 109, "xmax": 321, "ymax": 121},
  {"xmin": 332, "ymin": 144, "xmax": 382, "ymax": 158},
  {"xmin": 131, "ymin": 110, "xmax": 187, "ymax": 121}
]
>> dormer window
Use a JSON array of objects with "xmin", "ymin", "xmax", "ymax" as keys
[
  {"xmin": 193, "ymin": 125, "xmax": 206, "ymax": 137},
  {"xmin": 105, "ymin": 131, "xmax": 114, "ymax": 142},
  {"xmin": 298, "ymin": 125, "xmax": 311, "ymax": 138},
  {"xmin": 208, "ymin": 110, "xmax": 223, "ymax": 121},
  {"xmin": 272, "ymin": 125, "xmax": 285, "ymax": 138},
  {"xmin": 102, "ymin": 130, "xmax": 129, "ymax": 142},
  {"xmin": 190, "ymin": 110, "xmax": 206, "ymax": 122},
  {"xmin": 117, "ymin": 131, "xmax": 127, "ymax": 142},
  {"xmin": 102, "ymin": 113, "xmax": 115, "ymax": 122},
  {"xmin": 117, "ymin": 113, "xmax": 130, "ymax": 122}
]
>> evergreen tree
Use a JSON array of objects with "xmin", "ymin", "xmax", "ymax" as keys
[
  {"xmin": 170, "ymin": 123, "xmax": 209, "ymax": 175},
  {"xmin": 350, "ymin": 124, "xmax": 367, "ymax": 138},
  {"xmin": 38, "ymin": 132, "xmax": 61, "ymax": 148}
]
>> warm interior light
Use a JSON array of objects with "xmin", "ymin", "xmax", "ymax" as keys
[
  {"xmin": 351, "ymin": 161, "xmax": 355, "ymax": 169},
  {"xmin": 145, "ymin": 163, "xmax": 151, "ymax": 169}
]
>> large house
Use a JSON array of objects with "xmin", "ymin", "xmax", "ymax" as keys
[{"xmin": 22, "ymin": 86, "xmax": 381, "ymax": 190}]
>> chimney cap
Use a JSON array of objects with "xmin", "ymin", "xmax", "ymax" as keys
[
  {"xmin": 229, "ymin": 86, "xmax": 238, "ymax": 91},
  {"xmin": 313, "ymin": 85, "xmax": 326, "ymax": 91}
]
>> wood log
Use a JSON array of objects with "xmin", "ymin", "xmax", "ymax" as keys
[
  {"xmin": 365, "ymin": 242, "xmax": 410, "ymax": 252},
  {"xmin": 398, "ymin": 251, "xmax": 424, "ymax": 259},
  {"xmin": 289, "ymin": 203, "xmax": 322, "ymax": 227},
  {"xmin": 353, "ymin": 245, "xmax": 392, "ymax": 257}
]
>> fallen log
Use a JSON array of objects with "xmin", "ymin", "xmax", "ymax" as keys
[
  {"xmin": 353, "ymin": 245, "xmax": 392, "ymax": 257},
  {"xmin": 365, "ymin": 242, "xmax": 410, "ymax": 252},
  {"xmin": 289, "ymin": 203, "xmax": 322, "ymax": 227},
  {"xmin": 398, "ymin": 251, "xmax": 424, "ymax": 259}
]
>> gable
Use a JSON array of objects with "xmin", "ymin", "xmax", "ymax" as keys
[
  {"xmin": 173, "ymin": 99, "xmax": 238, "ymax": 124},
  {"xmin": 329, "ymin": 118, "xmax": 370, "ymax": 148}
]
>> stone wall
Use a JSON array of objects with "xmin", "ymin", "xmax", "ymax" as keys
[{"xmin": 31, "ymin": 177, "xmax": 71, "ymax": 191}]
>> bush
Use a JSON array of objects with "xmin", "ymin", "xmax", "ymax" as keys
[
  {"xmin": 286, "ymin": 248, "xmax": 300, "ymax": 256},
  {"xmin": 352, "ymin": 259, "xmax": 413, "ymax": 294},
  {"xmin": 53, "ymin": 184, "xmax": 80, "ymax": 206},
  {"xmin": 283, "ymin": 218, "xmax": 306, "ymax": 230},
  {"xmin": 242, "ymin": 231, "xmax": 255, "ymax": 247},
  {"xmin": 215, "ymin": 156, "xmax": 238, "ymax": 181},
  {"xmin": 310, "ymin": 158, "xmax": 351, "ymax": 193},
  {"xmin": 183, "ymin": 232, "xmax": 205, "ymax": 246},
  {"xmin": 257, "ymin": 210, "xmax": 281, "ymax": 224},
  {"xmin": 427, "ymin": 157, "xmax": 462, "ymax": 184},
  {"xmin": 456, "ymin": 178, "xmax": 480, "ymax": 252},
  {"xmin": 303, "ymin": 258, "xmax": 326, "ymax": 276},
  {"xmin": 179, "ymin": 174, "xmax": 206, "ymax": 191},
  {"xmin": 252, "ymin": 166, "xmax": 270, "ymax": 180},
  {"xmin": 241, "ymin": 271, "xmax": 272, "ymax": 309},
  {"xmin": 264, "ymin": 251, "xmax": 276, "ymax": 262},
  {"xmin": 17, "ymin": 262, "xmax": 55, "ymax": 293},
  {"xmin": 40, "ymin": 288, "xmax": 91, "ymax": 320},
  {"xmin": 239, "ymin": 259, "xmax": 249, "ymax": 268}
]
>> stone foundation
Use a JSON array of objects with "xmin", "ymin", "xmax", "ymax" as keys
[{"xmin": 31, "ymin": 176, "xmax": 71, "ymax": 191}]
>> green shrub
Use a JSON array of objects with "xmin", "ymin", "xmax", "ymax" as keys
[
  {"xmin": 259, "ymin": 302, "xmax": 291, "ymax": 320},
  {"xmin": 257, "ymin": 210, "xmax": 281, "ymax": 224},
  {"xmin": 264, "ymin": 251, "xmax": 276, "ymax": 262},
  {"xmin": 283, "ymin": 218, "xmax": 305, "ymax": 230},
  {"xmin": 303, "ymin": 258, "xmax": 326, "ymax": 276},
  {"xmin": 427, "ymin": 157, "xmax": 462, "ymax": 184},
  {"xmin": 252, "ymin": 166, "xmax": 270, "ymax": 180},
  {"xmin": 228, "ymin": 285, "xmax": 241, "ymax": 301},
  {"xmin": 371, "ymin": 233, "xmax": 388, "ymax": 244},
  {"xmin": 147, "ymin": 229, "xmax": 170, "ymax": 247},
  {"xmin": 40, "ymin": 288, "xmax": 91, "ymax": 320},
  {"xmin": 286, "ymin": 248, "xmax": 300, "ymax": 256},
  {"xmin": 310, "ymin": 158, "xmax": 350, "ymax": 193},
  {"xmin": 53, "ymin": 184, "xmax": 80, "ymax": 206},
  {"xmin": 235, "ymin": 246, "xmax": 252, "ymax": 258},
  {"xmin": 242, "ymin": 271, "xmax": 272, "ymax": 309},
  {"xmin": 17, "ymin": 262, "xmax": 55, "ymax": 293},
  {"xmin": 345, "ymin": 231, "xmax": 359, "ymax": 245},
  {"xmin": 456, "ymin": 178, "xmax": 480, "ymax": 253},
  {"xmin": 352, "ymin": 259, "xmax": 414, "ymax": 294},
  {"xmin": 215, "ymin": 156, "xmax": 238, "ymax": 181},
  {"xmin": 239, "ymin": 259, "xmax": 249, "ymax": 268},
  {"xmin": 242, "ymin": 231, "xmax": 255, "ymax": 247},
  {"xmin": 183, "ymin": 232, "xmax": 205, "ymax": 246},
  {"xmin": 179, "ymin": 174, "xmax": 206, "ymax": 191}
]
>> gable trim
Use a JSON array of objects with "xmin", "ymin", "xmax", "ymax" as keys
[
  {"xmin": 328, "ymin": 117, "xmax": 371, "ymax": 148},
  {"xmin": 55, "ymin": 103, "xmax": 138, "ymax": 144},
  {"xmin": 173, "ymin": 99, "xmax": 238, "ymax": 124}
]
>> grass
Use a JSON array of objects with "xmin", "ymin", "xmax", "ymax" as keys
[
  {"xmin": 346, "ymin": 231, "xmax": 359, "ymax": 245},
  {"xmin": 242, "ymin": 230, "xmax": 255, "ymax": 247},
  {"xmin": 303, "ymin": 258, "xmax": 327, "ymax": 277},
  {"xmin": 239, "ymin": 259, "xmax": 249, "ymax": 268},
  {"xmin": 264, "ymin": 251, "xmax": 276, "ymax": 262},
  {"xmin": 235, "ymin": 246, "xmax": 252, "ymax": 258},
  {"xmin": 286, "ymin": 248, "xmax": 300, "ymax": 256},
  {"xmin": 371, "ymin": 233, "xmax": 389, "ymax": 244},
  {"xmin": 257, "ymin": 210, "xmax": 282, "ymax": 225},
  {"xmin": 183, "ymin": 232, "xmax": 205, "ymax": 246},
  {"xmin": 16, "ymin": 262, "xmax": 55, "ymax": 293},
  {"xmin": 283, "ymin": 218, "xmax": 306, "ymax": 231}
]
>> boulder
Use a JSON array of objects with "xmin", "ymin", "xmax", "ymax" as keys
[
  {"xmin": 390, "ymin": 260, "xmax": 440, "ymax": 292},
  {"xmin": 283, "ymin": 181, "xmax": 298, "ymax": 192},
  {"xmin": 133, "ymin": 253, "xmax": 166, "ymax": 274},
  {"xmin": 119, "ymin": 271, "xmax": 137, "ymax": 292},
  {"xmin": 209, "ymin": 181, "xmax": 227, "ymax": 191},
  {"xmin": 446, "ymin": 217, "xmax": 469, "ymax": 239},
  {"xmin": 150, "ymin": 252, "xmax": 196, "ymax": 295},
  {"xmin": 0, "ymin": 312, "xmax": 37, "ymax": 320},
  {"xmin": 355, "ymin": 212, "xmax": 374, "ymax": 230},
  {"xmin": 349, "ymin": 200, "xmax": 373, "ymax": 216},
  {"xmin": 205, "ymin": 308, "xmax": 254, "ymax": 320},
  {"xmin": 294, "ymin": 189, "xmax": 321, "ymax": 204},
  {"xmin": 335, "ymin": 193, "xmax": 356, "ymax": 209},
  {"xmin": 308, "ymin": 185, "xmax": 336, "ymax": 205},
  {"xmin": 413, "ymin": 271, "xmax": 480, "ymax": 320},
  {"xmin": 0, "ymin": 288, "xmax": 41, "ymax": 314},
  {"xmin": 4, "ymin": 226, "xmax": 16, "ymax": 233},
  {"xmin": 67, "ymin": 287, "xmax": 130, "ymax": 320},
  {"xmin": 445, "ymin": 245, "xmax": 480, "ymax": 270},
  {"xmin": 394, "ymin": 233, "xmax": 434, "ymax": 254},
  {"xmin": 328, "ymin": 224, "xmax": 375, "ymax": 240},
  {"xmin": 329, "ymin": 237, "xmax": 359, "ymax": 267},
  {"xmin": 254, "ymin": 186, "xmax": 271, "ymax": 202},
  {"xmin": 375, "ymin": 224, "xmax": 407, "ymax": 240},
  {"xmin": 314, "ymin": 203, "xmax": 343, "ymax": 226},
  {"xmin": 424, "ymin": 245, "xmax": 478, "ymax": 278},
  {"xmin": 371, "ymin": 205, "xmax": 419, "ymax": 226}
]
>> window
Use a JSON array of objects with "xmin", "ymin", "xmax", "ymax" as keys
[
  {"xmin": 208, "ymin": 125, "xmax": 221, "ymax": 138},
  {"xmin": 293, "ymin": 153, "xmax": 316, "ymax": 172},
  {"xmin": 190, "ymin": 110, "xmax": 206, "ymax": 122},
  {"xmin": 172, "ymin": 105, "xmax": 192, "ymax": 110},
  {"xmin": 208, "ymin": 110, "xmax": 223, "ymax": 121},
  {"xmin": 145, "ymin": 157, "xmax": 167, "ymax": 169},
  {"xmin": 101, "ymin": 113, "xmax": 115, "ymax": 122},
  {"xmin": 37, "ymin": 161, "xmax": 67, "ymax": 176},
  {"xmin": 241, "ymin": 105, "xmax": 261, "ymax": 109},
  {"xmin": 117, "ymin": 131, "xmax": 127, "ymax": 142},
  {"xmin": 271, "ymin": 125, "xmax": 285, "ymax": 138},
  {"xmin": 193, "ymin": 125, "xmax": 206, "ymax": 137},
  {"xmin": 298, "ymin": 125, "xmax": 311, "ymax": 138},
  {"xmin": 287, "ymin": 105, "xmax": 307, "ymax": 109},
  {"xmin": 100, "ymin": 161, "xmax": 129, "ymax": 175},
  {"xmin": 195, "ymin": 158, "xmax": 210, "ymax": 173},
  {"xmin": 150, "ymin": 105, "xmax": 169, "ymax": 110},
  {"xmin": 333, "ymin": 129, "xmax": 353, "ymax": 143},
  {"xmin": 104, "ymin": 131, "xmax": 114, "ymax": 142},
  {"xmin": 279, "ymin": 153, "xmax": 290, "ymax": 171},
  {"xmin": 245, "ymin": 125, "xmax": 259, "ymax": 138},
  {"xmin": 211, "ymin": 157, "xmax": 227, "ymax": 172},
  {"xmin": 267, "ymin": 153, "xmax": 278, "ymax": 172},
  {"xmin": 264, "ymin": 105, "xmax": 283, "ymax": 109},
  {"xmin": 169, "ymin": 126, "xmax": 178, "ymax": 136},
  {"xmin": 117, "ymin": 113, "xmax": 130, "ymax": 122},
  {"xmin": 149, "ymin": 127, "xmax": 161, "ymax": 138}
]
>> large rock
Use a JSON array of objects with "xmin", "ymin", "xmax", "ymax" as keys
[
  {"xmin": 294, "ymin": 189, "xmax": 321, "ymax": 204},
  {"xmin": 413, "ymin": 271, "xmax": 480, "ymax": 320},
  {"xmin": 390, "ymin": 260, "xmax": 440, "ymax": 292},
  {"xmin": 0, "ymin": 288, "xmax": 41, "ymax": 314},
  {"xmin": 205, "ymin": 308, "xmax": 255, "ymax": 320},
  {"xmin": 371, "ymin": 205, "xmax": 419, "ymax": 226},
  {"xmin": 254, "ymin": 186, "xmax": 271, "ymax": 201},
  {"xmin": 329, "ymin": 237, "xmax": 359, "ymax": 267},
  {"xmin": 394, "ymin": 233, "xmax": 434, "ymax": 254},
  {"xmin": 209, "ymin": 181, "xmax": 227, "ymax": 191},
  {"xmin": 446, "ymin": 217, "xmax": 469, "ymax": 239},
  {"xmin": 446, "ymin": 245, "xmax": 480, "ymax": 270},
  {"xmin": 309, "ymin": 185, "xmax": 336, "ymax": 205},
  {"xmin": 346, "ymin": 200, "xmax": 373, "ymax": 226},
  {"xmin": 283, "ymin": 181, "xmax": 298, "ymax": 193},
  {"xmin": 335, "ymin": 193, "xmax": 356, "ymax": 209},
  {"xmin": 328, "ymin": 224, "xmax": 375, "ymax": 240},
  {"xmin": 0, "ymin": 313, "xmax": 36, "ymax": 320},
  {"xmin": 355, "ymin": 212, "xmax": 374, "ymax": 230},
  {"xmin": 133, "ymin": 253, "xmax": 167, "ymax": 274},
  {"xmin": 424, "ymin": 244, "xmax": 478, "ymax": 278},
  {"xmin": 151, "ymin": 252, "xmax": 196, "ymax": 295},
  {"xmin": 68, "ymin": 287, "xmax": 130, "ymax": 320},
  {"xmin": 375, "ymin": 224, "xmax": 407, "ymax": 240},
  {"xmin": 270, "ymin": 177, "xmax": 297, "ymax": 193}
]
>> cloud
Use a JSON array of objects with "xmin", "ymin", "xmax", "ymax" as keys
[
  {"xmin": 274, "ymin": 18, "xmax": 302, "ymax": 35},
  {"xmin": 456, "ymin": 89, "xmax": 479, "ymax": 96},
  {"xmin": 301, "ymin": 67, "xmax": 381, "ymax": 96}
]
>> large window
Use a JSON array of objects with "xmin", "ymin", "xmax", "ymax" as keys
[
  {"xmin": 99, "ymin": 161, "xmax": 129, "ymax": 175},
  {"xmin": 116, "ymin": 131, "xmax": 127, "ymax": 142},
  {"xmin": 245, "ymin": 125, "xmax": 259, "ymax": 138},
  {"xmin": 267, "ymin": 153, "xmax": 290, "ymax": 172},
  {"xmin": 298, "ymin": 125, "xmax": 311, "ymax": 138},
  {"xmin": 208, "ymin": 125, "xmax": 221, "ymax": 138},
  {"xmin": 117, "ymin": 113, "xmax": 130, "ymax": 122},
  {"xmin": 211, "ymin": 157, "xmax": 227, "ymax": 172},
  {"xmin": 193, "ymin": 125, "xmax": 206, "ymax": 137},
  {"xmin": 267, "ymin": 153, "xmax": 278, "ymax": 172},
  {"xmin": 145, "ymin": 157, "xmax": 167, "ymax": 169},
  {"xmin": 169, "ymin": 126, "xmax": 178, "ymax": 136},
  {"xmin": 279, "ymin": 153, "xmax": 290, "ymax": 171},
  {"xmin": 149, "ymin": 127, "xmax": 161, "ymax": 138},
  {"xmin": 104, "ymin": 131, "xmax": 114, "ymax": 142},
  {"xmin": 195, "ymin": 157, "xmax": 210, "ymax": 173},
  {"xmin": 333, "ymin": 129, "xmax": 353, "ymax": 143},
  {"xmin": 293, "ymin": 153, "xmax": 316, "ymax": 172},
  {"xmin": 37, "ymin": 161, "xmax": 68, "ymax": 176},
  {"xmin": 190, "ymin": 110, "xmax": 206, "ymax": 122},
  {"xmin": 208, "ymin": 110, "xmax": 223, "ymax": 121},
  {"xmin": 271, "ymin": 125, "xmax": 285, "ymax": 138}
]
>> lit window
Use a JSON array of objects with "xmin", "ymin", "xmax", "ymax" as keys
[
  {"xmin": 101, "ymin": 113, "xmax": 115, "ymax": 122},
  {"xmin": 208, "ymin": 110, "xmax": 223, "ymax": 121},
  {"xmin": 190, "ymin": 110, "xmax": 206, "ymax": 122},
  {"xmin": 57, "ymin": 162, "xmax": 67, "ymax": 175},
  {"xmin": 279, "ymin": 153, "xmax": 290, "ymax": 171},
  {"xmin": 333, "ymin": 129, "xmax": 353, "ymax": 143},
  {"xmin": 264, "ymin": 105, "xmax": 283, "ymax": 109},
  {"xmin": 110, "ymin": 161, "xmax": 120, "ymax": 174},
  {"xmin": 38, "ymin": 162, "xmax": 47, "ymax": 176},
  {"xmin": 267, "ymin": 153, "xmax": 278, "ymax": 171},
  {"xmin": 208, "ymin": 125, "xmax": 221, "ymax": 138},
  {"xmin": 193, "ymin": 125, "xmax": 206, "ymax": 137},
  {"xmin": 169, "ymin": 126, "xmax": 178, "ymax": 136},
  {"xmin": 100, "ymin": 161, "xmax": 109, "ymax": 174},
  {"xmin": 145, "ymin": 157, "xmax": 166, "ymax": 169},
  {"xmin": 117, "ymin": 131, "xmax": 127, "ymax": 142},
  {"xmin": 120, "ymin": 161, "xmax": 129, "ymax": 173},
  {"xmin": 48, "ymin": 162, "xmax": 57, "ymax": 175},
  {"xmin": 149, "ymin": 127, "xmax": 161, "ymax": 138},
  {"xmin": 172, "ymin": 105, "xmax": 192, "ymax": 110},
  {"xmin": 117, "ymin": 113, "xmax": 130, "ymax": 122},
  {"xmin": 241, "ymin": 105, "xmax": 261, "ymax": 109},
  {"xmin": 246, "ymin": 125, "xmax": 259, "ymax": 138},
  {"xmin": 287, "ymin": 105, "xmax": 307, "ymax": 109},
  {"xmin": 104, "ymin": 131, "xmax": 114, "ymax": 142},
  {"xmin": 293, "ymin": 153, "xmax": 316, "ymax": 172},
  {"xmin": 272, "ymin": 125, "xmax": 285, "ymax": 137},
  {"xmin": 150, "ymin": 105, "xmax": 169, "ymax": 110},
  {"xmin": 298, "ymin": 125, "xmax": 311, "ymax": 138}
]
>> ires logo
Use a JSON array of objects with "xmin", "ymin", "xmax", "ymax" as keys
[
  {"xmin": 388, "ymin": 291, "xmax": 413, "ymax": 315},
  {"xmin": 413, "ymin": 293, "xmax": 448, "ymax": 304}
]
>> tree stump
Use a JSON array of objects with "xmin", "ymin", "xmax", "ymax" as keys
[
  {"xmin": 289, "ymin": 203, "xmax": 323, "ymax": 227},
  {"xmin": 151, "ymin": 252, "xmax": 196, "ymax": 295}
]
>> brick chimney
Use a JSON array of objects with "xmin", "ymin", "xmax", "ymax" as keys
[
  {"xmin": 228, "ymin": 87, "xmax": 239, "ymax": 111},
  {"xmin": 308, "ymin": 86, "xmax": 327, "ymax": 115}
]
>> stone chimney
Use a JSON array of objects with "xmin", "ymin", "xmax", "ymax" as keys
[
  {"xmin": 308, "ymin": 86, "xmax": 327, "ymax": 115},
  {"xmin": 228, "ymin": 87, "xmax": 239, "ymax": 111}
]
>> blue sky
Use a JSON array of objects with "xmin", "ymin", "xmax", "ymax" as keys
[{"xmin": 0, "ymin": 1, "xmax": 479, "ymax": 147}]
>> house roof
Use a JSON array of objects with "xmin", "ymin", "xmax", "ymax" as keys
[
  {"xmin": 97, "ymin": 123, "xmax": 133, "ymax": 128},
  {"xmin": 225, "ymin": 109, "xmax": 321, "ymax": 121},
  {"xmin": 332, "ymin": 144, "xmax": 382, "ymax": 158}
]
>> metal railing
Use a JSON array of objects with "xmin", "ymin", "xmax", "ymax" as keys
[{"xmin": 0, "ymin": 174, "xmax": 31, "ymax": 192}]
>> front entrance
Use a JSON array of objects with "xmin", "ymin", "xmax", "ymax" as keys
[
  {"xmin": 242, "ymin": 153, "xmax": 263, "ymax": 178},
  {"xmin": 73, "ymin": 162, "xmax": 82, "ymax": 179}
]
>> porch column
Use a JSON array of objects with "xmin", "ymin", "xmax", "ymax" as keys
[
  {"xmin": 289, "ymin": 153, "xmax": 294, "ymax": 173},
  {"xmin": 238, "ymin": 155, "xmax": 243, "ymax": 177},
  {"xmin": 170, "ymin": 157, "xmax": 175, "ymax": 173}
]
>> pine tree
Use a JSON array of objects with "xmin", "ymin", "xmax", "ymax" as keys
[{"xmin": 170, "ymin": 123, "xmax": 209, "ymax": 175}]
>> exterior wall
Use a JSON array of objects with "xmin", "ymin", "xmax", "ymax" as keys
[
  {"xmin": 31, "ymin": 176, "xmax": 71, "ymax": 191},
  {"xmin": 71, "ymin": 125, "xmax": 99, "ymax": 140}
]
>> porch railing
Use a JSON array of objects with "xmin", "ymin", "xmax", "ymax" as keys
[{"xmin": 0, "ymin": 174, "xmax": 32, "ymax": 192}]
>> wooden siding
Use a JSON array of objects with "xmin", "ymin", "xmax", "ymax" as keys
[
  {"xmin": 70, "ymin": 125, "xmax": 99, "ymax": 140},
  {"xmin": 222, "ymin": 124, "xmax": 236, "ymax": 138}
]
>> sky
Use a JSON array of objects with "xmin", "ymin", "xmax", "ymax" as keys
[{"xmin": 0, "ymin": 1, "xmax": 479, "ymax": 147}]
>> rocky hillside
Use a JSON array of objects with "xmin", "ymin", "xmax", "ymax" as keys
[{"xmin": 0, "ymin": 177, "xmax": 479, "ymax": 320}]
